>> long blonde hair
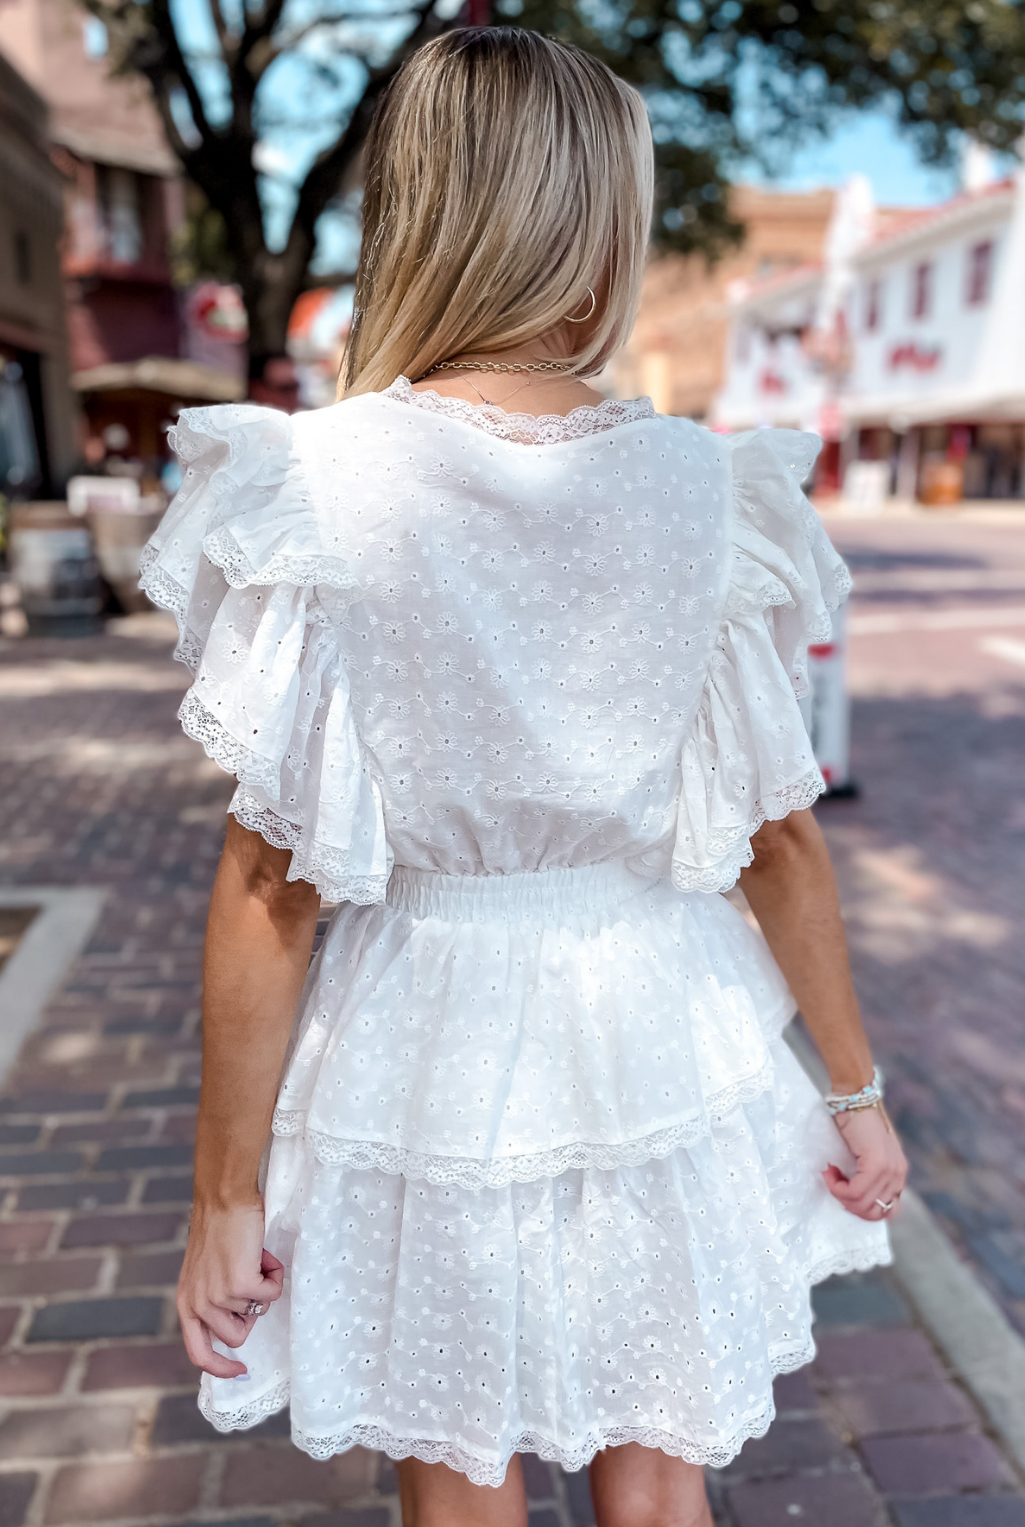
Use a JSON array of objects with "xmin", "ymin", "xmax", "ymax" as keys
[{"xmin": 341, "ymin": 27, "xmax": 653, "ymax": 397}]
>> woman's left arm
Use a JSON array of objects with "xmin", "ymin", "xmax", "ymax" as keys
[
  {"xmin": 739, "ymin": 808, "xmax": 908, "ymax": 1222},
  {"xmin": 178, "ymin": 817, "xmax": 321, "ymax": 1378}
]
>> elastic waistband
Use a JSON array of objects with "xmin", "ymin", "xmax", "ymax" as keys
[{"xmin": 386, "ymin": 862, "xmax": 652, "ymax": 922}]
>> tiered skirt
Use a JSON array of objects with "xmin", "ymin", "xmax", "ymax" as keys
[{"xmin": 200, "ymin": 862, "xmax": 889, "ymax": 1483}]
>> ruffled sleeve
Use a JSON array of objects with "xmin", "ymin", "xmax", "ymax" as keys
[
  {"xmin": 140, "ymin": 405, "xmax": 389, "ymax": 904},
  {"xmin": 672, "ymin": 428, "xmax": 851, "ymax": 894}
]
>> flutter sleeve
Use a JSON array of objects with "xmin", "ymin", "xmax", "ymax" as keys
[
  {"xmin": 671, "ymin": 428, "xmax": 851, "ymax": 894},
  {"xmin": 140, "ymin": 404, "xmax": 389, "ymax": 903}
]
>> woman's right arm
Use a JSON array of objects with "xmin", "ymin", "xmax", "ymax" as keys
[{"xmin": 178, "ymin": 817, "xmax": 321, "ymax": 1378}]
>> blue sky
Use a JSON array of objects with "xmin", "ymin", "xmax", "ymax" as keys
[
  {"xmin": 163, "ymin": 0, "xmax": 972, "ymax": 264},
  {"xmin": 749, "ymin": 106, "xmax": 963, "ymax": 208}
]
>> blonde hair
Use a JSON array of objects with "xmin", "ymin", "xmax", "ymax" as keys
[{"xmin": 341, "ymin": 27, "xmax": 653, "ymax": 397}]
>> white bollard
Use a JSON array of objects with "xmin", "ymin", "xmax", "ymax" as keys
[{"xmin": 800, "ymin": 603, "xmax": 856, "ymax": 796}]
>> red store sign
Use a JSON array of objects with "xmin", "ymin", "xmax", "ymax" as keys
[{"xmin": 888, "ymin": 341, "xmax": 943, "ymax": 373}]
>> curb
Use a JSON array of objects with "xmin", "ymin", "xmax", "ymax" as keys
[
  {"xmin": 891, "ymin": 1190, "xmax": 1025, "ymax": 1483},
  {"xmin": 0, "ymin": 886, "xmax": 106, "ymax": 1086},
  {"xmin": 787, "ymin": 1022, "xmax": 1025, "ymax": 1482}
]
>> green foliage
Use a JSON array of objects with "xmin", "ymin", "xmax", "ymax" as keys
[
  {"xmin": 81, "ymin": 0, "xmax": 1025, "ymax": 329},
  {"xmin": 511, "ymin": 0, "xmax": 1025, "ymax": 258},
  {"xmin": 169, "ymin": 184, "xmax": 237, "ymax": 288}
]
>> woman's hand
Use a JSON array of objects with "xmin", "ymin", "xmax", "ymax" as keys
[
  {"xmin": 824, "ymin": 1105, "xmax": 908, "ymax": 1222},
  {"xmin": 177, "ymin": 1203, "xmax": 284, "ymax": 1378}
]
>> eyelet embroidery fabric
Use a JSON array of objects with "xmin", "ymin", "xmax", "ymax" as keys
[{"xmin": 140, "ymin": 387, "xmax": 889, "ymax": 1482}]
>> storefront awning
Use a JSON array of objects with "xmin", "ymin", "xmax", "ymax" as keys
[
  {"xmin": 71, "ymin": 356, "xmax": 245, "ymax": 403},
  {"xmin": 843, "ymin": 391, "xmax": 1025, "ymax": 429}
]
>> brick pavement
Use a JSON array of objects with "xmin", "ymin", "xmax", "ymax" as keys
[
  {"xmin": 0, "ymin": 582, "xmax": 1022, "ymax": 1525},
  {"xmin": 823, "ymin": 516, "xmax": 1025, "ymax": 1336}
]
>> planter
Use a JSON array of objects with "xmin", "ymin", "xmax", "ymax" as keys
[
  {"xmin": 87, "ymin": 502, "xmax": 166, "ymax": 613},
  {"xmin": 919, "ymin": 457, "xmax": 964, "ymax": 507},
  {"xmin": 7, "ymin": 502, "xmax": 103, "ymax": 636}
]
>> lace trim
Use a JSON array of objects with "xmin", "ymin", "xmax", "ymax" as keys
[
  {"xmin": 167, "ymin": 685, "xmax": 385, "ymax": 903},
  {"xmin": 383, "ymin": 376, "xmax": 656, "ymax": 445},
  {"xmin": 138, "ymin": 545, "xmax": 205, "ymax": 672},
  {"xmin": 178, "ymin": 690, "xmax": 281, "ymax": 793},
  {"xmin": 271, "ymin": 1052, "xmax": 790, "ymax": 1187},
  {"xmin": 825, "ymin": 557, "xmax": 854, "ymax": 611},
  {"xmin": 671, "ymin": 768, "xmax": 825, "ymax": 895},
  {"xmin": 201, "ymin": 524, "xmax": 363, "ymax": 597},
  {"xmin": 230, "ymin": 790, "xmax": 387, "ymax": 906},
  {"xmin": 195, "ymin": 1242, "xmax": 890, "ymax": 1482}
]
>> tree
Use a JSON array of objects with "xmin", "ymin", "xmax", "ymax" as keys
[
  {"xmin": 516, "ymin": 0, "xmax": 1025, "ymax": 257},
  {"xmin": 86, "ymin": 0, "xmax": 1025, "ymax": 358}
]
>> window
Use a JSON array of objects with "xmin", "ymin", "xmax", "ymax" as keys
[
  {"xmin": 911, "ymin": 262, "xmax": 932, "ymax": 320},
  {"xmin": 13, "ymin": 230, "xmax": 30, "ymax": 286},
  {"xmin": 864, "ymin": 279, "xmax": 883, "ymax": 332},
  {"xmin": 966, "ymin": 241, "xmax": 993, "ymax": 305},
  {"xmin": 98, "ymin": 167, "xmax": 142, "ymax": 265}
]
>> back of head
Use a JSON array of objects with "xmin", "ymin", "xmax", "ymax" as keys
[{"xmin": 342, "ymin": 26, "xmax": 653, "ymax": 396}]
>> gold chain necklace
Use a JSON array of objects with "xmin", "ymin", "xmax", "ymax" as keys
[{"xmin": 426, "ymin": 359, "xmax": 573, "ymax": 375}]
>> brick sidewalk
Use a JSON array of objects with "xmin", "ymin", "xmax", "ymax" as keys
[
  {"xmin": 0, "ymin": 615, "xmax": 1022, "ymax": 1526},
  {"xmin": 825, "ymin": 518, "xmax": 1025, "ymax": 1339}
]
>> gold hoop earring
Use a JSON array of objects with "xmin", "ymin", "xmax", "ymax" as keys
[{"xmin": 566, "ymin": 286, "xmax": 597, "ymax": 324}]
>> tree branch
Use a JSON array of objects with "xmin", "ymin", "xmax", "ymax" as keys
[
  {"xmin": 286, "ymin": 0, "xmax": 443, "ymax": 254},
  {"xmin": 208, "ymin": 0, "xmax": 234, "ymax": 66},
  {"xmin": 142, "ymin": 0, "xmax": 218, "ymax": 146},
  {"xmin": 238, "ymin": 0, "xmax": 290, "ymax": 80}
]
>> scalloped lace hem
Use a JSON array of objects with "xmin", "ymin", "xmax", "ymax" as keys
[
  {"xmin": 138, "ymin": 535, "xmax": 363, "ymax": 673},
  {"xmin": 178, "ymin": 690, "xmax": 281, "ymax": 793},
  {"xmin": 230, "ymin": 789, "xmax": 387, "ymax": 906},
  {"xmin": 201, "ymin": 523, "xmax": 364, "ymax": 595},
  {"xmin": 271, "ymin": 1055, "xmax": 784, "ymax": 1186},
  {"xmin": 163, "ymin": 686, "xmax": 385, "ymax": 904},
  {"xmin": 195, "ymin": 1242, "xmax": 889, "ymax": 1481},
  {"xmin": 384, "ymin": 376, "xmax": 656, "ymax": 444},
  {"xmin": 819, "ymin": 545, "xmax": 853, "ymax": 614},
  {"xmin": 202, "ymin": 1406, "xmax": 795, "ymax": 1479},
  {"xmin": 138, "ymin": 546, "xmax": 205, "ymax": 672},
  {"xmin": 671, "ymin": 768, "xmax": 826, "ymax": 894}
]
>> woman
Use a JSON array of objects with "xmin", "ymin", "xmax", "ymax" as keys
[{"xmin": 141, "ymin": 27, "xmax": 906, "ymax": 1527}]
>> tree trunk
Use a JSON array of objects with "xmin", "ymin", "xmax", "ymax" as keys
[{"xmin": 237, "ymin": 256, "xmax": 308, "ymax": 359}]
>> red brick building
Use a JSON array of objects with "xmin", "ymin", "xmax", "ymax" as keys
[
  {"xmin": 0, "ymin": 46, "xmax": 74, "ymax": 495},
  {"xmin": 0, "ymin": 0, "xmax": 240, "ymax": 481}
]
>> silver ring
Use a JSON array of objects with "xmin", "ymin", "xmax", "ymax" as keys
[
  {"xmin": 874, "ymin": 1199, "xmax": 896, "ymax": 1214},
  {"xmin": 244, "ymin": 1300, "xmax": 265, "ymax": 1317}
]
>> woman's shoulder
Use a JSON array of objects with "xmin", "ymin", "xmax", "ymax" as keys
[
  {"xmin": 654, "ymin": 417, "xmax": 822, "ymax": 477},
  {"xmin": 171, "ymin": 393, "xmax": 395, "ymax": 458},
  {"xmin": 724, "ymin": 426, "xmax": 823, "ymax": 488}
]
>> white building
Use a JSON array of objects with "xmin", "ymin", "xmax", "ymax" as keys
[{"xmin": 713, "ymin": 164, "xmax": 1025, "ymax": 500}]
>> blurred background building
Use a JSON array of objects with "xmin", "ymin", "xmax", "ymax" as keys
[
  {"xmin": 1, "ymin": 0, "xmax": 1024, "ymax": 541},
  {"xmin": 612, "ymin": 186, "xmax": 836, "ymax": 421},
  {"xmin": 0, "ymin": 0, "xmax": 245, "ymax": 496},
  {"xmin": 0, "ymin": 46, "xmax": 73, "ymax": 498},
  {"xmin": 710, "ymin": 153, "xmax": 1025, "ymax": 505}
]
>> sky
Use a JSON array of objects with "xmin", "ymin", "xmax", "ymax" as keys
[
  {"xmin": 162, "ymin": 0, "xmax": 979, "ymax": 266},
  {"xmin": 749, "ymin": 106, "xmax": 964, "ymax": 209}
]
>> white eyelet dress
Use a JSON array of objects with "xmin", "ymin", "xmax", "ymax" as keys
[{"xmin": 141, "ymin": 377, "xmax": 889, "ymax": 1485}]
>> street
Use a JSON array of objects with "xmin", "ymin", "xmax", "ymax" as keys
[
  {"xmin": 0, "ymin": 503, "xmax": 1022, "ymax": 1525},
  {"xmin": 823, "ymin": 510, "xmax": 1025, "ymax": 1334}
]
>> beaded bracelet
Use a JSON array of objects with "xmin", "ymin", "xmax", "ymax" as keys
[{"xmin": 824, "ymin": 1066, "xmax": 884, "ymax": 1116}]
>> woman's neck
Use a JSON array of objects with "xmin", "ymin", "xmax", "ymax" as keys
[{"xmin": 409, "ymin": 339, "xmax": 606, "ymax": 418}]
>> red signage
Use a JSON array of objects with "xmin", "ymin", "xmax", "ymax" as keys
[
  {"xmin": 888, "ymin": 341, "xmax": 942, "ymax": 373},
  {"xmin": 758, "ymin": 368, "xmax": 787, "ymax": 394}
]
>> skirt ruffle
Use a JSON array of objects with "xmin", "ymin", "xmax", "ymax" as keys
[{"xmin": 201, "ymin": 864, "xmax": 889, "ymax": 1479}]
